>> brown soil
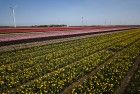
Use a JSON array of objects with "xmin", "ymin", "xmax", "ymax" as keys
[{"xmin": 114, "ymin": 55, "xmax": 140, "ymax": 94}]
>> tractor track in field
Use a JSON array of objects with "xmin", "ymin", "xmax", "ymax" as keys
[
  {"xmin": 0, "ymin": 28, "xmax": 132, "ymax": 52},
  {"xmin": 114, "ymin": 55, "xmax": 140, "ymax": 94}
]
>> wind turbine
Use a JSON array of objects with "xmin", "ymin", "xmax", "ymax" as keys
[
  {"xmin": 81, "ymin": 16, "xmax": 84, "ymax": 26},
  {"xmin": 10, "ymin": 6, "xmax": 17, "ymax": 28}
]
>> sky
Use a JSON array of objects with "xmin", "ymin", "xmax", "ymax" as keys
[{"xmin": 0, "ymin": 0, "xmax": 140, "ymax": 26}]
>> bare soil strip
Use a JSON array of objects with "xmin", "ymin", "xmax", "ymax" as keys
[
  {"xmin": 0, "ymin": 29, "xmax": 130, "ymax": 53},
  {"xmin": 114, "ymin": 55, "xmax": 140, "ymax": 94}
]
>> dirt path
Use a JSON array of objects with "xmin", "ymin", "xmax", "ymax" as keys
[{"xmin": 114, "ymin": 55, "xmax": 140, "ymax": 94}]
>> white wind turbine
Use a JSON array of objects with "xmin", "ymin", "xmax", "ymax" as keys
[
  {"xmin": 81, "ymin": 16, "xmax": 84, "ymax": 26},
  {"xmin": 10, "ymin": 5, "xmax": 17, "ymax": 28}
]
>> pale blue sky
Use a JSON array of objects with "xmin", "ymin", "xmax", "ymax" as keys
[{"xmin": 0, "ymin": 0, "xmax": 140, "ymax": 26}]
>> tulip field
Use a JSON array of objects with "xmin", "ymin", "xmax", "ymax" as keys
[
  {"xmin": 0, "ymin": 26, "xmax": 129, "ymax": 33},
  {"xmin": 0, "ymin": 28, "xmax": 140, "ymax": 93},
  {"xmin": 0, "ymin": 26, "xmax": 130, "ymax": 46}
]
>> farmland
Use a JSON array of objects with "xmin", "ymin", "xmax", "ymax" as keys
[
  {"xmin": 0, "ymin": 26, "xmax": 131, "ymax": 46},
  {"xmin": 0, "ymin": 26, "xmax": 130, "ymax": 33},
  {"xmin": 0, "ymin": 28, "xmax": 140, "ymax": 93}
]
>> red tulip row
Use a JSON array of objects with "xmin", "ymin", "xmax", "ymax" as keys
[
  {"xmin": 0, "ymin": 26, "xmax": 130, "ymax": 43},
  {"xmin": 0, "ymin": 26, "xmax": 129, "ymax": 33}
]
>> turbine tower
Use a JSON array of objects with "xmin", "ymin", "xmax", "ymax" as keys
[
  {"xmin": 10, "ymin": 6, "xmax": 16, "ymax": 28},
  {"xmin": 81, "ymin": 16, "xmax": 84, "ymax": 26}
]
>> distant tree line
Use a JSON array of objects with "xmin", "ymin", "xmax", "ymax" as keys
[
  {"xmin": 0, "ymin": 26, "xmax": 11, "ymax": 28},
  {"xmin": 32, "ymin": 24, "xmax": 67, "ymax": 27}
]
